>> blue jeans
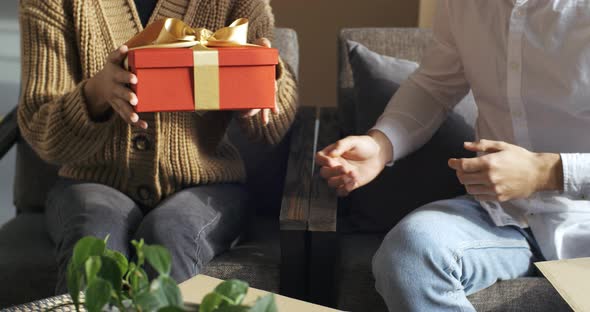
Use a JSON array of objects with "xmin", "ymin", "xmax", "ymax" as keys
[
  {"xmin": 46, "ymin": 178, "xmax": 248, "ymax": 294},
  {"xmin": 372, "ymin": 196, "xmax": 544, "ymax": 312}
]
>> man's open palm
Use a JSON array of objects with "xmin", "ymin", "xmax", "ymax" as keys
[{"xmin": 316, "ymin": 134, "xmax": 389, "ymax": 196}]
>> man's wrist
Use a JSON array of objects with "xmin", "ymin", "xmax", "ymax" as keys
[
  {"xmin": 368, "ymin": 129, "xmax": 394, "ymax": 167},
  {"xmin": 535, "ymin": 153, "xmax": 564, "ymax": 192}
]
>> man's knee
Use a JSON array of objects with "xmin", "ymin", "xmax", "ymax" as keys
[{"xmin": 372, "ymin": 206, "xmax": 457, "ymax": 287}]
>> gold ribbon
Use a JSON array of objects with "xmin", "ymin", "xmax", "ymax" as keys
[{"xmin": 125, "ymin": 18, "xmax": 255, "ymax": 110}]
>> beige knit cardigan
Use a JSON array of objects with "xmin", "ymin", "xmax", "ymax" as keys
[{"xmin": 17, "ymin": 0, "xmax": 298, "ymax": 207}]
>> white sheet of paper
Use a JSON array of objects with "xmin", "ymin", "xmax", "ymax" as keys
[
  {"xmin": 179, "ymin": 275, "xmax": 342, "ymax": 312},
  {"xmin": 535, "ymin": 257, "xmax": 590, "ymax": 312}
]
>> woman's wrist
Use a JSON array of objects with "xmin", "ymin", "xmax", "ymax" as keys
[{"xmin": 83, "ymin": 78, "xmax": 111, "ymax": 119}]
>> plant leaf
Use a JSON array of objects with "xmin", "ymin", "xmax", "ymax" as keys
[
  {"xmin": 144, "ymin": 245, "xmax": 172, "ymax": 276},
  {"xmin": 158, "ymin": 306, "xmax": 186, "ymax": 312},
  {"xmin": 215, "ymin": 306, "xmax": 251, "ymax": 312},
  {"xmin": 72, "ymin": 236, "xmax": 106, "ymax": 269},
  {"xmin": 66, "ymin": 260, "xmax": 81, "ymax": 312},
  {"xmin": 214, "ymin": 280, "xmax": 248, "ymax": 305},
  {"xmin": 132, "ymin": 239, "xmax": 145, "ymax": 266},
  {"xmin": 98, "ymin": 255, "xmax": 123, "ymax": 293},
  {"xmin": 130, "ymin": 266, "xmax": 150, "ymax": 294},
  {"xmin": 104, "ymin": 249, "xmax": 128, "ymax": 275},
  {"xmin": 135, "ymin": 291, "xmax": 161, "ymax": 312},
  {"xmin": 200, "ymin": 293, "xmax": 226, "ymax": 312},
  {"xmin": 85, "ymin": 278, "xmax": 112, "ymax": 312},
  {"xmin": 247, "ymin": 294, "xmax": 277, "ymax": 312},
  {"xmin": 150, "ymin": 276, "xmax": 183, "ymax": 307},
  {"xmin": 84, "ymin": 256, "xmax": 102, "ymax": 285}
]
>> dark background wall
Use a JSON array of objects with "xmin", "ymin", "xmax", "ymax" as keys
[{"xmin": 271, "ymin": 0, "xmax": 420, "ymax": 107}]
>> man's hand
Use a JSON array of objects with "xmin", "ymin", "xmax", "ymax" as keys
[
  {"xmin": 84, "ymin": 45, "xmax": 148, "ymax": 129},
  {"xmin": 448, "ymin": 139, "xmax": 563, "ymax": 202},
  {"xmin": 316, "ymin": 130, "xmax": 393, "ymax": 197},
  {"xmin": 238, "ymin": 38, "xmax": 278, "ymax": 125}
]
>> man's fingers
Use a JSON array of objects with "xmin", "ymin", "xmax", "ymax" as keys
[
  {"xmin": 328, "ymin": 175, "xmax": 352, "ymax": 189},
  {"xmin": 320, "ymin": 166, "xmax": 348, "ymax": 179},
  {"xmin": 316, "ymin": 151, "xmax": 349, "ymax": 168},
  {"xmin": 475, "ymin": 195, "xmax": 500, "ymax": 202},
  {"xmin": 326, "ymin": 137, "xmax": 357, "ymax": 158},
  {"xmin": 448, "ymin": 157, "xmax": 489, "ymax": 173},
  {"xmin": 456, "ymin": 171, "xmax": 490, "ymax": 185},
  {"xmin": 465, "ymin": 184, "xmax": 494, "ymax": 195},
  {"xmin": 316, "ymin": 151, "xmax": 342, "ymax": 167},
  {"xmin": 108, "ymin": 45, "xmax": 129, "ymax": 65},
  {"xmin": 464, "ymin": 139, "xmax": 506, "ymax": 153},
  {"xmin": 337, "ymin": 187, "xmax": 350, "ymax": 197}
]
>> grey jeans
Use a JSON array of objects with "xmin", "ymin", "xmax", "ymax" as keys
[{"xmin": 46, "ymin": 178, "xmax": 248, "ymax": 294}]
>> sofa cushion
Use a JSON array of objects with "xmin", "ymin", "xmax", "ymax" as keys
[
  {"xmin": 336, "ymin": 233, "xmax": 571, "ymax": 312},
  {"xmin": 0, "ymin": 214, "xmax": 57, "ymax": 308},
  {"xmin": 345, "ymin": 40, "xmax": 478, "ymax": 232},
  {"xmin": 338, "ymin": 28, "xmax": 433, "ymax": 138},
  {"xmin": 347, "ymin": 40, "xmax": 416, "ymax": 134},
  {"xmin": 202, "ymin": 216, "xmax": 281, "ymax": 293},
  {"xmin": 13, "ymin": 141, "xmax": 59, "ymax": 214},
  {"xmin": 469, "ymin": 278, "xmax": 572, "ymax": 312}
]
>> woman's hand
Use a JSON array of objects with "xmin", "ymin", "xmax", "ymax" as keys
[
  {"xmin": 448, "ymin": 140, "xmax": 563, "ymax": 202},
  {"xmin": 316, "ymin": 130, "xmax": 393, "ymax": 197},
  {"xmin": 238, "ymin": 38, "xmax": 278, "ymax": 125},
  {"xmin": 84, "ymin": 45, "xmax": 148, "ymax": 129}
]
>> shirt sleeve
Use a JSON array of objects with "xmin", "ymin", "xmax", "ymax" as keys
[
  {"xmin": 371, "ymin": 0, "xmax": 471, "ymax": 163},
  {"xmin": 560, "ymin": 153, "xmax": 590, "ymax": 200}
]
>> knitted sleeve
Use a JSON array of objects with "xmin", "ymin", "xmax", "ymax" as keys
[
  {"xmin": 229, "ymin": 0, "xmax": 299, "ymax": 145},
  {"xmin": 17, "ymin": 0, "xmax": 117, "ymax": 165}
]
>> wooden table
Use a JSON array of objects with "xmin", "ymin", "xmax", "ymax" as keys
[{"xmin": 180, "ymin": 275, "xmax": 341, "ymax": 312}]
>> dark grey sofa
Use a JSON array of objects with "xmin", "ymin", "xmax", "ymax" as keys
[
  {"xmin": 0, "ymin": 28, "xmax": 310, "ymax": 308},
  {"xmin": 302, "ymin": 28, "xmax": 572, "ymax": 312}
]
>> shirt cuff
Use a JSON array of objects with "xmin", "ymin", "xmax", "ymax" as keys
[
  {"xmin": 370, "ymin": 116, "xmax": 411, "ymax": 166},
  {"xmin": 560, "ymin": 153, "xmax": 590, "ymax": 200}
]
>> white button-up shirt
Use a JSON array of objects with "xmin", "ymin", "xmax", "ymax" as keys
[{"xmin": 373, "ymin": 0, "xmax": 590, "ymax": 260}]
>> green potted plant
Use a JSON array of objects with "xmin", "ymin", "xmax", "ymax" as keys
[{"xmin": 62, "ymin": 235, "xmax": 277, "ymax": 312}]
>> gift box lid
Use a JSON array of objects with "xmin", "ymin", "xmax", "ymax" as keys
[{"xmin": 128, "ymin": 47, "xmax": 279, "ymax": 69}]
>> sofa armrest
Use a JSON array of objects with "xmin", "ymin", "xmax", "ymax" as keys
[
  {"xmin": 278, "ymin": 106, "xmax": 317, "ymax": 299},
  {"xmin": 0, "ymin": 107, "xmax": 18, "ymax": 159},
  {"xmin": 309, "ymin": 107, "xmax": 339, "ymax": 232},
  {"xmin": 279, "ymin": 106, "xmax": 316, "ymax": 231}
]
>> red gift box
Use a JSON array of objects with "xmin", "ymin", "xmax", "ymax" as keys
[{"xmin": 127, "ymin": 47, "xmax": 278, "ymax": 113}]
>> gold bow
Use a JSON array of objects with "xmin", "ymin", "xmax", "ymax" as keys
[
  {"xmin": 125, "ymin": 18, "xmax": 257, "ymax": 110},
  {"xmin": 125, "ymin": 18, "xmax": 253, "ymax": 50}
]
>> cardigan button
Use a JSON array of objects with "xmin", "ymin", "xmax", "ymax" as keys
[
  {"xmin": 137, "ymin": 185, "xmax": 152, "ymax": 201},
  {"xmin": 133, "ymin": 135, "xmax": 150, "ymax": 151}
]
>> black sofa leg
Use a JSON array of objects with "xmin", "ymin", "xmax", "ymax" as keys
[
  {"xmin": 308, "ymin": 231, "xmax": 338, "ymax": 307},
  {"xmin": 280, "ymin": 230, "xmax": 309, "ymax": 300}
]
